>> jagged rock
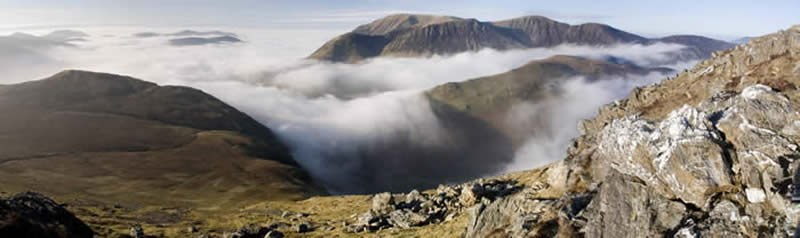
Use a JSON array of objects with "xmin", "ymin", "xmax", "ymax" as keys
[
  {"xmin": 595, "ymin": 105, "xmax": 732, "ymax": 208},
  {"xmin": 465, "ymin": 191, "xmax": 559, "ymax": 238},
  {"xmin": 371, "ymin": 192, "xmax": 394, "ymax": 215},
  {"xmin": 405, "ymin": 189, "xmax": 423, "ymax": 204},
  {"xmin": 387, "ymin": 210, "xmax": 428, "ymax": 229},
  {"xmin": 0, "ymin": 192, "xmax": 94, "ymax": 238},
  {"xmin": 580, "ymin": 170, "xmax": 687, "ymax": 238}
]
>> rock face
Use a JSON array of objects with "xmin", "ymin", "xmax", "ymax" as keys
[
  {"xmin": 461, "ymin": 25, "xmax": 800, "ymax": 237},
  {"xmin": 0, "ymin": 70, "xmax": 323, "ymax": 207},
  {"xmin": 0, "ymin": 192, "xmax": 94, "ymax": 238},
  {"xmin": 308, "ymin": 14, "xmax": 734, "ymax": 63}
]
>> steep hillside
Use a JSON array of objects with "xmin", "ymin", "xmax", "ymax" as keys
[
  {"xmin": 428, "ymin": 55, "xmax": 672, "ymax": 146},
  {"xmin": 0, "ymin": 70, "xmax": 323, "ymax": 209},
  {"xmin": 308, "ymin": 14, "xmax": 734, "ymax": 63}
]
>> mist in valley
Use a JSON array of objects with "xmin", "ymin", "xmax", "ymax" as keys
[{"xmin": 0, "ymin": 28, "xmax": 692, "ymax": 194}]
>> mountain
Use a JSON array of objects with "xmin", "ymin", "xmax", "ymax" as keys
[
  {"xmin": 168, "ymin": 35, "xmax": 242, "ymax": 46},
  {"xmin": 0, "ymin": 70, "xmax": 322, "ymax": 208},
  {"xmin": 491, "ymin": 16, "xmax": 650, "ymax": 46},
  {"xmin": 655, "ymin": 35, "xmax": 737, "ymax": 61},
  {"xmin": 428, "ymin": 55, "xmax": 672, "ymax": 146},
  {"xmin": 308, "ymin": 14, "xmax": 734, "ymax": 63},
  {"xmin": 352, "ymin": 13, "xmax": 462, "ymax": 35},
  {"xmin": 134, "ymin": 30, "xmax": 238, "ymax": 38}
]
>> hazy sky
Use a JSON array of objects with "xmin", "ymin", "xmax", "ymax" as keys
[{"xmin": 0, "ymin": 0, "xmax": 798, "ymax": 40}]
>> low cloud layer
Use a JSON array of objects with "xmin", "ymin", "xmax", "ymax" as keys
[
  {"xmin": 0, "ymin": 27, "xmax": 690, "ymax": 194},
  {"xmin": 504, "ymin": 73, "xmax": 668, "ymax": 171}
]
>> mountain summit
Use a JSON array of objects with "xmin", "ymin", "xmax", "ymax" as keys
[{"xmin": 308, "ymin": 14, "xmax": 735, "ymax": 63}]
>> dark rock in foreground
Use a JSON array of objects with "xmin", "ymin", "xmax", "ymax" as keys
[{"xmin": 0, "ymin": 192, "xmax": 93, "ymax": 238}]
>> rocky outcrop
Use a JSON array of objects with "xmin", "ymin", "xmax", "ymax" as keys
[
  {"xmin": 463, "ymin": 25, "xmax": 800, "ymax": 237},
  {"xmin": 346, "ymin": 179, "xmax": 522, "ymax": 233},
  {"xmin": 308, "ymin": 14, "xmax": 734, "ymax": 63},
  {"xmin": 0, "ymin": 192, "xmax": 94, "ymax": 238}
]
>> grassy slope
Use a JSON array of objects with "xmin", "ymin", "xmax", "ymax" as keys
[
  {"xmin": 0, "ymin": 71, "xmax": 325, "ymax": 237},
  {"xmin": 59, "ymin": 161, "xmax": 565, "ymax": 237}
]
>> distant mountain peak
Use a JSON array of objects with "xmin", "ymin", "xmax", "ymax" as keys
[
  {"xmin": 352, "ymin": 13, "xmax": 462, "ymax": 36},
  {"xmin": 310, "ymin": 13, "xmax": 730, "ymax": 62}
]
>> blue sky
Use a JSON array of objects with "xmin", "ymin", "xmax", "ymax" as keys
[{"xmin": 0, "ymin": 0, "xmax": 797, "ymax": 40}]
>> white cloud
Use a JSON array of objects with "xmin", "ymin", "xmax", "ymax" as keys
[{"xmin": 504, "ymin": 73, "xmax": 668, "ymax": 171}]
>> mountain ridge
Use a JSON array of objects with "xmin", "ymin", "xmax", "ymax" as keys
[{"xmin": 309, "ymin": 14, "xmax": 735, "ymax": 63}]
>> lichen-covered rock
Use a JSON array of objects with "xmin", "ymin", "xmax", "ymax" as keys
[
  {"xmin": 371, "ymin": 192, "xmax": 395, "ymax": 215},
  {"xmin": 464, "ymin": 188, "xmax": 559, "ymax": 238},
  {"xmin": 580, "ymin": 170, "xmax": 687, "ymax": 238},
  {"xmin": 594, "ymin": 105, "xmax": 732, "ymax": 208}
]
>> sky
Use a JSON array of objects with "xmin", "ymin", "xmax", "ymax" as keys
[{"xmin": 0, "ymin": 0, "xmax": 797, "ymax": 40}]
